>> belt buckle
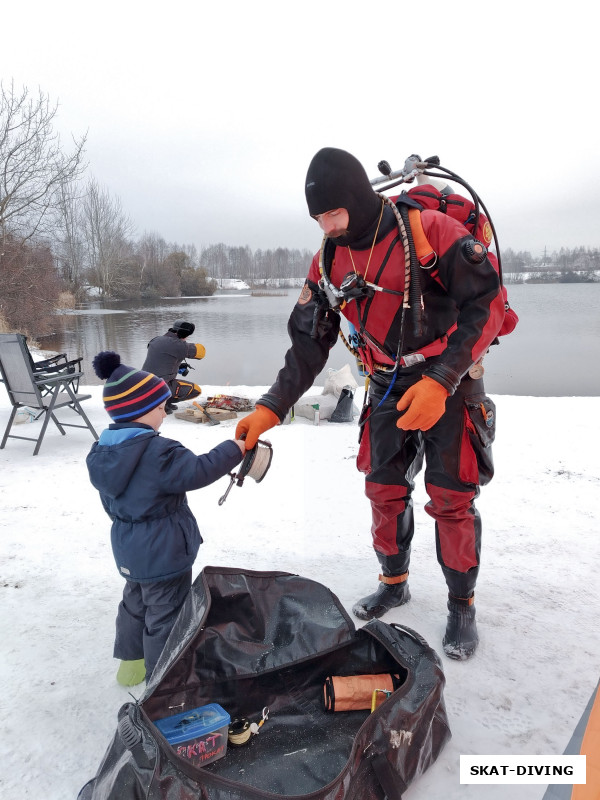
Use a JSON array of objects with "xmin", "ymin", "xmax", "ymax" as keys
[{"xmin": 402, "ymin": 353, "xmax": 425, "ymax": 368}]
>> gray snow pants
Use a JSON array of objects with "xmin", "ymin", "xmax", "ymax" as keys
[{"xmin": 113, "ymin": 569, "xmax": 192, "ymax": 678}]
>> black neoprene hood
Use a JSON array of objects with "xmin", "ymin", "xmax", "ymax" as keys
[{"xmin": 305, "ymin": 147, "xmax": 382, "ymax": 245}]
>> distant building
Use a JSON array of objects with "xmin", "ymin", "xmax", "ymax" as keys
[{"xmin": 217, "ymin": 278, "xmax": 250, "ymax": 291}]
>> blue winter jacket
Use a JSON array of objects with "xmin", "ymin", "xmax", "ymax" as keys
[{"xmin": 86, "ymin": 423, "xmax": 243, "ymax": 582}]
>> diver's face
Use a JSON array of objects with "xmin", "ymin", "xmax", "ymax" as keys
[{"xmin": 314, "ymin": 208, "xmax": 350, "ymax": 238}]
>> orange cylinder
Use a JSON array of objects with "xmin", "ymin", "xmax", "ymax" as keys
[{"xmin": 323, "ymin": 674, "xmax": 398, "ymax": 712}]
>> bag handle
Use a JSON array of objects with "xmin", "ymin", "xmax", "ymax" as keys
[
  {"xmin": 371, "ymin": 752, "xmax": 407, "ymax": 800},
  {"xmin": 118, "ymin": 708, "xmax": 151, "ymax": 768}
]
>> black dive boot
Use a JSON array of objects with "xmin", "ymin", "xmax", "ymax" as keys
[
  {"xmin": 352, "ymin": 575, "xmax": 411, "ymax": 621},
  {"xmin": 442, "ymin": 595, "xmax": 479, "ymax": 660}
]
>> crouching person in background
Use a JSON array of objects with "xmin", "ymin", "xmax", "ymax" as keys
[
  {"xmin": 142, "ymin": 320, "xmax": 206, "ymax": 414},
  {"xmin": 86, "ymin": 351, "xmax": 245, "ymax": 686}
]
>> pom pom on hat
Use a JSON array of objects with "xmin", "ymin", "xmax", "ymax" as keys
[
  {"xmin": 93, "ymin": 351, "xmax": 172, "ymax": 422},
  {"xmin": 93, "ymin": 351, "xmax": 122, "ymax": 381}
]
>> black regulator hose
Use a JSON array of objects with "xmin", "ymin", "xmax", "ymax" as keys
[
  {"xmin": 399, "ymin": 204, "xmax": 423, "ymax": 339},
  {"xmin": 420, "ymin": 160, "xmax": 504, "ymax": 284}
]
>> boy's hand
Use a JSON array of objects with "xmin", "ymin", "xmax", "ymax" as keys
[
  {"xmin": 235, "ymin": 405, "xmax": 279, "ymax": 448},
  {"xmin": 234, "ymin": 439, "xmax": 246, "ymax": 455}
]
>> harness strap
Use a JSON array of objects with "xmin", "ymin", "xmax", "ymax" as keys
[
  {"xmin": 322, "ymin": 204, "xmax": 458, "ymax": 373},
  {"xmin": 372, "ymin": 323, "xmax": 458, "ymax": 372},
  {"xmin": 407, "ymin": 207, "xmax": 437, "ymax": 268},
  {"xmin": 404, "ymin": 323, "xmax": 458, "ymax": 362}
]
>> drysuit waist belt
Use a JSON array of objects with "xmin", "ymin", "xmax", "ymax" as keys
[{"xmin": 371, "ymin": 323, "xmax": 458, "ymax": 373}]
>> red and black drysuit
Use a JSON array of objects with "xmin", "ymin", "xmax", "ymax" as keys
[{"xmin": 257, "ymin": 195, "xmax": 505, "ymax": 598}]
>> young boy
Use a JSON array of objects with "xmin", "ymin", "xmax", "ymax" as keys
[{"xmin": 86, "ymin": 351, "xmax": 245, "ymax": 686}]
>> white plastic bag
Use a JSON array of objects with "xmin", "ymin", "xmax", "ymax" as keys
[
  {"xmin": 14, "ymin": 407, "xmax": 36, "ymax": 424},
  {"xmin": 323, "ymin": 364, "xmax": 358, "ymax": 397},
  {"xmin": 294, "ymin": 393, "xmax": 338, "ymax": 421}
]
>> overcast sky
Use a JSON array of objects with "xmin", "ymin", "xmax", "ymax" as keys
[{"xmin": 2, "ymin": 1, "xmax": 597, "ymax": 257}]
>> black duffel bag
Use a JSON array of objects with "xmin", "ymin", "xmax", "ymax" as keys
[{"xmin": 78, "ymin": 566, "xmax": 451, "ymax": 799}]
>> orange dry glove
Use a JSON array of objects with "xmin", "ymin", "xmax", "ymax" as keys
[
  {"xmin": 193, "ymin": 343, "xmax": 206, "ymax": 359},
  {"xmin": 396, "ymin": 376, "xmax": 449, "ymax": 431},
  {"xmin": 235, "ymin": 404, "xmax": 280, "ymax": 448}
]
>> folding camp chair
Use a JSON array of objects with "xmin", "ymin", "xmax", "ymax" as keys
[
  {"xmin": 24, "ymin": 336, "xmax": 84, "ymax": 395},
  {"xmin": 0, "ymin": 333, "xmax": 98, "ymax": 456},
  {"xmin": 5, "ymin": 336, "xmax": 86, "ymax": 419}
]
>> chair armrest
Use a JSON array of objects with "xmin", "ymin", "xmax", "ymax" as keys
[
  {"xmin": 33, "ymin": 353, "xmax": 69, "ymax": 370},
  {"xmin": 33, "ymin": 371, "xmax": 84, "ymax": 386},
  {"xmin": 34, "ymin": 356, "xmax": 83, "ymax": 375}
]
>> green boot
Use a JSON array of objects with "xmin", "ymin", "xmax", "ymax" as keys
[{"xmin": 116, "ymin": 658, "xmax": 146, "ymax": 686}]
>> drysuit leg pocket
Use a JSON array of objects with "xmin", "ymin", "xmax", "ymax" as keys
[{"xmin": 459, "ymin": 393, "xmax": 496, "ymax": 486}]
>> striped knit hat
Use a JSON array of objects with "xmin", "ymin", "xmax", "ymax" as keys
[{"xmin": 92, "ymin": 351, "xmax": 171, "ymax": 422}]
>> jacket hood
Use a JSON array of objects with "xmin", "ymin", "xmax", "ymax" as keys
[{"xmin": 86, "ymin": 427, "xmax": 157, "ymax": 499}]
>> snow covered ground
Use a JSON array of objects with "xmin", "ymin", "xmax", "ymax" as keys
[{"xmin": 0, "ymin": 382, "xmax": 599, "ymax": 799}]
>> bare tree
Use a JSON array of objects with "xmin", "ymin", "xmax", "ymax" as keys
[
  {"xmin": 182, "ymin": 242, "xmax": 199, "ymax": 268},
  {"xmin": 0, "ymin": 81, "xmax": 86, "ymax": 245},
  {"xmin": 136, "ymin": 232, "xmax": 176, "ymax": 297},
  {"xmin": 0, "ymin": 236, "xmax": 62, "ymax": 335},
  {"xmin": 164, "ymin": 249, "xmax": 190, "ymax": 277},
  {"xmin": 80, "ymin": 178, "xmax": 135, "ymax": 296},
  {"xmin": 200, "ymin": 243, "xmax": 229, "ymax": 281},
  {"xmin": 229, "ymin": 245, "xmax": 253, "ymax": 283},
  {"xmin": 54, "ymin": 177, "xmax": 87, "ymax": 290}
]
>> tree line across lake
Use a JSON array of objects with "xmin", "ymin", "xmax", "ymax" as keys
[
  {"xmin": 1, "ymin": 81, "xmax": 597, "ymax": 340},
  {"xmin": 502, "ymin": 247, "xmax": 600, "ymax": 283}
]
